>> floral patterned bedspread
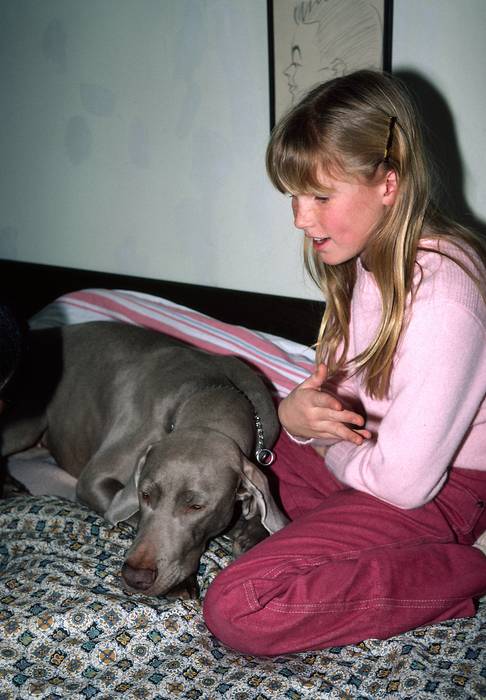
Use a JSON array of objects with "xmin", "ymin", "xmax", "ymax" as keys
[{"xmin": 0, "ymin": 495, "xmax": 485, "ymax": 700}]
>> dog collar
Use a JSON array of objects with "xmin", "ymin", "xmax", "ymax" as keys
[
  {"xmin": 229, "ymin": 385, "xmax": 276, "ymax": 467},
  {"xmin": 197, "ymin": 383, "xmax": 276, "ymax": 467},
  {"xmin": 251, "ymin": 408, "xmax": 276, "ymax": 466}
]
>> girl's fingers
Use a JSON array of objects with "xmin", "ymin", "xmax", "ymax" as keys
[
  {"xmin": 326, "ymin": 408, "xmax": 365, "ymax": 426},
  {"xmin": 347, "ymin": 428, "xmax": 372, "ymax": 444},
  {"xmin": 314, "ymin": 424, "xmax": 372, "ymax": 445},
  {"xmin": 300, "ymin": 363, "xmax": 328, "ymax": 391},
  {"xmin": 310, "ymin": 406, "xmax": 365, "ymax": 427},
  {"xmin": 310, "ymin": 390, "xmax": 342, "ymax": 412},
  {"xmin": 355, "ymin": 428, "xmax": 372, "ymax": 439},
  {"xmin": 332, "ymin": 425, "xmax": 365, "ymax": 444}
]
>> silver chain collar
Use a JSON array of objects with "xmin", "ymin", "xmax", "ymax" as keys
[
  {"xmin": 198, "ymin": 383, "xmax": 276, "ymax": 467},
  {"xmin": 250, "ymin": 403, "xmax": 276, "ymax": 466}
]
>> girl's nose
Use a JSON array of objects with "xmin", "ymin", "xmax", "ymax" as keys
[{"xmin": 292, "ymin": 196, "xmax": 315, "ymax": 230}]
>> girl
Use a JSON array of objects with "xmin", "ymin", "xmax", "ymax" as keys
[{"xmin": 203, "ymin": 70, "xmax": 486, "ymax": 655}]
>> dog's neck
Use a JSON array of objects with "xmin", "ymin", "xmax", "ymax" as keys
[{"xmin": 181, "ymin": 383, "xmax": 275, "ymax": 467}]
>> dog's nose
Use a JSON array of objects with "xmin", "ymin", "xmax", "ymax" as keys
[{"xmin": 121, "ymin": 562, "xmax": 157, "ymax": 590}]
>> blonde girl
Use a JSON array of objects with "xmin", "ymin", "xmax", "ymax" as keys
[{"xmin": 203, "ymin": 70, "xmax": 486, "ymax": 655}]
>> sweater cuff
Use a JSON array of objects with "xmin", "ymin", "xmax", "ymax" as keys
[
  {"xmin": 282, "ymin": 427, "xmax": 314, "ymax": 445},
  {"xmin": 324, "ymin": 440, "xmax": 355, "ymax": 473}
]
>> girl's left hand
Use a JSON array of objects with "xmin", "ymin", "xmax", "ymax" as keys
[{"xmin": 278, "ymin": 363, "xmax": 372, "ymax": 446}]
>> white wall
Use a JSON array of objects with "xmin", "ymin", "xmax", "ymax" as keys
[
  {"xmin": 393, "ymin": 0, "xmax": 486, "ymax": 227},
  {"xmin": 1, "ymin": 0, "xmax": 485, "ymax": 300}
]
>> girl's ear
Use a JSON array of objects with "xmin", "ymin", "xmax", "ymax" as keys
[{"xmin": 383, "ymin": 168, "xmax": 398, "ymax": 205}]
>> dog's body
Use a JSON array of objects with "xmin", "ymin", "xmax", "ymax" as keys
[{"xmin": 1, "ymin": 321, "xmax": 287, "ymax": 597}]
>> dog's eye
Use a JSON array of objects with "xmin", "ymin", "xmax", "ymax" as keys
[
  {"xmin": 188, "ymin": 504, "xmax": 204, "ymax": 511},
  {"xmin": 141, "ymin": 491, "xmax": 150, "ymax": 505},
  {"xmin": 167, "ymin": 422, "xmax": 175, "ymax": 433}
]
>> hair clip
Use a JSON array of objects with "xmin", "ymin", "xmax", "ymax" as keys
[{"xmin": 383, "ymin": 116, "xmax": 397, "ymax": 162}]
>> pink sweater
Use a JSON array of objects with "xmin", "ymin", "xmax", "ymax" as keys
[{"xmin": 323, "ymin": 242, "xmax": 486, "ymax": 509}]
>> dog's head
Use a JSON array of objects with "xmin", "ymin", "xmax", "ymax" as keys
[{"xmin": 104, "ymin": 428, "xmax": 286, "ymax": 597}]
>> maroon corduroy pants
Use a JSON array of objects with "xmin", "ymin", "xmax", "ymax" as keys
[{"xmin": 203, "ymin": 431, "xmax": 486, "ymax": 655}]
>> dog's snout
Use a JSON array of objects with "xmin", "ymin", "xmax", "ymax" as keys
[{"xmin": 121, "ymin": 562, "xmax": 157, "ymax": 591}]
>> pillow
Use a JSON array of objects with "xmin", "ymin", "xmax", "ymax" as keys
[{"xmin": 30, "ymin": 288, "xmax": 316, "ymax": 398}]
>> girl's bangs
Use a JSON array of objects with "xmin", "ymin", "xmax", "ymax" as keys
[
  {"xmin": 268, "ymin": 134, "xmax": 327, "ymax": 195},
  {"xmin": 268, "ymin": 132, "xmax": 344, "ymax": 195}
]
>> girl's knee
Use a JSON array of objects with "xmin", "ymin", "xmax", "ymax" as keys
[
  {"xmin": 203, "ymin": 574, "xmax": 252, "ymax": 654},
  {"xmin": 202, "ymin": 572, "xmax": 281, "ymax": 656}
]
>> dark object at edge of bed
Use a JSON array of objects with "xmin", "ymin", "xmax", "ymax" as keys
[{"xmin": 0, "ymin": 259, "xmax": 324, "ymax": 347}]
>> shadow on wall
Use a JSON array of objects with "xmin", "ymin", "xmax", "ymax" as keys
[{"xmin": 395, "ymin": 69, "xmax": 486, "ymax": 240}]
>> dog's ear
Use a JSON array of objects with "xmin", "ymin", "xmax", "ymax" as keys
[
  {"xmin": 104, "ymin": 443, "xmax": 153, "ymax": 524},
  {"xmin": 236, "ymin": 457, "xmax": 288, "ymax": 534}
]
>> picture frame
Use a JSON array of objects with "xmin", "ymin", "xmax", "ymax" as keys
[{"xmin": 267, "ymin": 0, "xmax": 394, "ymax": 128}]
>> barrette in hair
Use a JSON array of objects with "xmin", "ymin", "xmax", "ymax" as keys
[{"xmin": 383, "ymin": 116, "xmax": 397, "ymax": 162}]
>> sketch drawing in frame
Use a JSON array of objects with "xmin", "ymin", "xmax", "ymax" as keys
[{"xmin": 268, "ymin": 0, "xmax": 393, "ymax": 128}]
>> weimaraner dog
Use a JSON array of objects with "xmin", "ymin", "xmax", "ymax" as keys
[{"xmin": 1, "ymin": 321, "xmax": 288, "ymax": 598}]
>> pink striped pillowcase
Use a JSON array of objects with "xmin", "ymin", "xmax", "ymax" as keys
[{"xmin": 30, "ymin": 289, "xmax": 316, "ymax": 398}]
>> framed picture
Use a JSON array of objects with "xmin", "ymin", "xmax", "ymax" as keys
[{"xmin": 267, "ymin": 0, "xmax": 393, "ymax": 128}]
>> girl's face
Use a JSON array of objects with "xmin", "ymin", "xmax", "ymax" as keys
[{"xmin": 290, "ymin": 171, "xmax": 395, "ymax": 265}]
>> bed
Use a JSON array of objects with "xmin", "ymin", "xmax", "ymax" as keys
[{"xmin": 0, "ymin": 264, "xmax": 485, "ymax": 700}]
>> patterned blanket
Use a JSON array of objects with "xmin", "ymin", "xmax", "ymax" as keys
[{"xmin": 0, "ymin": 495, "xmax": 485, "ymax": 699}]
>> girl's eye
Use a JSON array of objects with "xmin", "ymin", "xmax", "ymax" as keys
[{"xmin": 315, "ymin": 195, "xmax": 329, "ymax": 202}]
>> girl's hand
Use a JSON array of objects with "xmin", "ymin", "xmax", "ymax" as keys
[{"xmin": 278, "ymin": 363, "xmax": 372, "ymax": 447}]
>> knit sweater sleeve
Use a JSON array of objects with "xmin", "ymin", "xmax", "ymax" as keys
[{"xmin": 324, "ymin": 253, "xmax": 486, "ymax": 509}]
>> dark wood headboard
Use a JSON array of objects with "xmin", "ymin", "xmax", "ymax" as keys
[{"xmin": 0, "ymin": 259, "xmax": 324, "ymax": 347}]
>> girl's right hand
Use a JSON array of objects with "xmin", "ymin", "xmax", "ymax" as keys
[{"xmin": 278, "ymin": 363, "xmax": 372, "ymax": 447}]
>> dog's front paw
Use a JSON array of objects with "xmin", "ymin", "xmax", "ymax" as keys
[
  {"xmin": 230, "ymin": 515, "xmax": 269, "ymax": 558},
  {"xmin": 164, "ymin": 574, "xmax": 199, "ymax": 600}
]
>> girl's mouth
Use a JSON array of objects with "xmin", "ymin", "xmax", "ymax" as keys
[{"xmin": 310, "ymin": 236, "xmax": 330, "ymax": 249}]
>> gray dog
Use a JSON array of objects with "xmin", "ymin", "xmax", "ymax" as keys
[{"xmin": 1, "ymin": 321, "xmax": 288, "ymax": 597}]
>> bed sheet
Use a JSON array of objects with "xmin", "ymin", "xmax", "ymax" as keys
[{"xmin": 0, "ymin": 495, "xmax": 485, "ymax": 700}]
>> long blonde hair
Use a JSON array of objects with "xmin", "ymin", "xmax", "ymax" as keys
[{"xmin": 266, "ymin": 70, "xmax": 486, "ymax": 399}]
